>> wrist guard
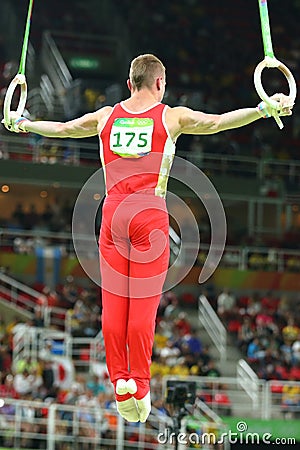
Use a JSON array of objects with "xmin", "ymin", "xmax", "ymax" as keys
[{"xmin": 13, "ymin": 117, "xmax": 29, "ymax": 133}]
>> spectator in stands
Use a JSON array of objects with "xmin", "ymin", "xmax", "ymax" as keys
[
  {"xmin": 282, "ymin": 317, "xmax": 300, "ymax": 345},
  {"xmin": 247, "ymin": 337, "xmax": 264, "ymax": 362},
  {"xmin": 174, "ymin": 311, "xmax": 191, "ymax": 336},
  {"xmin": 0, "ymin": 344, "xmax": 11, "ymax": 375},
  {"xmin": 280, "ymin": 339, "xmax": 294, "ymax": 366},
  {"xmin": 201, "ymin": 360, "xmax": 221, "ymax": 378},
  {"xmin": 66, "ymin": 299, "xmax": 87, "ymax": 336},
  {"xmin": 159, "ymin": 339, "xmax": 181, "ymax": 367},
  {"xmin": 85, "ymin": 374, "xmax": 106, "ymax": 396},
  {"xmin": 183, "ymin": 328, "xmax": 203, "ymax": 356},
  {"xmin": 255, "ymin": 309, "xmax": 278, "ymax": 338},
  {"xmin": 32, "ymin": 307, "xmax": 45, "ymax": 328},
  {"xmin": 39, "ymin": 340, "xmax": 54, "ymax": 361},
  {"xmin": 11, "ymin": 203, "xmax": 26, "ymax": 228},
  {"xmin": 245, "ymin": 293, "xmax": 262, "ymax": 318},
  {"xmin": 41, "ymin": 202, "xmax": 54, "ymax": 225},
  {"xmin": 14, "ymin": 356, "xmax": 35, "ymax": 375},
  {"xmin": 217, "ymin": 288, "xmax": 236, "ymax": 322},
  {"xmin": 0, "ymin": 373, "xmax": 18, "ymax": 399},
  {"xmin": 60, "ymin": 276, "xmax": 79, "ymax": 308},
  {"xmin": 237, "ymin": 316, "xmax": 255, "ymax": 353},
  {"xmin": 66, "ymin": 293, "xmax": 99, "ymax": 338},
  {"xmin": 39, "ymin": 285, "xmax": 59, "ymax": 308},
  {"xmin": 40, "ymin": 359, "xmax": 56, "ymax": 398},
  {"xmin": 59, "ymin": 381, "xmax": 83, "ymax": 422},
  {"xmin": 261, "ymin": 291, "xmax": 279, "ymax": 315},
  {"xmin": 23, "ymin": 204, "xmax": 39, "ymax": 230},
  {"xmin": 13, "ymin": 369, "xmax": 36, "ymax": 396},
  {"xmin": 277, "ymin": 295, "xmax": 293, "ymax": 321},
  {"xmin": 281, "ymin": 382, "xmax": 300, "ymax": 418},
  {"xmin": 292, "ymin": 333, "xmax": 300, "ymax": 363},
  {"xmin": 289, "ymin": 362, "xmax": 300, "ymax": 381},
  {"xmin": 212, "ymin": 385, "xmax": 232, "ymax": 416},
  {"xmin": 164, "ymin": 292, "xmax": 181, "ymax": 320},
  {"xmin": 258, "ymin": 362, "xmax": 284, "ymax": 381}
]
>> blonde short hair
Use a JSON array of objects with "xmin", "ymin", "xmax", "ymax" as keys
[{"xmin": 129, "ymin": 54, "xmax": 165, "ymax": 91}]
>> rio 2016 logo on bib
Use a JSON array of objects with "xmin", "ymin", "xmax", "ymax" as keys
[{"xmin": 110, "ymin": 117, "xmax": 154, "ymax": 158}]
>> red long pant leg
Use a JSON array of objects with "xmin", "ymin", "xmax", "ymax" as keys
[
  {"xmin": 100, "ymin": 202, "xmax": 132, "ymax": 400},
  {"xmin": 126, "ymin": 296, "xmax": 161, "ymax": 399},
  {"xmin": 101, "ymin": 290, "xmax": 129, "ymax": 378},
  {"xmin": 127, "ymin": 205, "xmax": 170, "ymax": 400}
]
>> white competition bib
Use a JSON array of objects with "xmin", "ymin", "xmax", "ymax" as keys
[{"xmin": 109, "ymin": 117, "xmax": 154, "ymax": 158}]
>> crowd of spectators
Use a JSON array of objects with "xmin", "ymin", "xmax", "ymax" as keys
[
  {"xmin": 13, "ymin": 0, "xmax": 103, "ymax": 53},
  {"xmin": 1, "ymin": 193, "xmax": 300, "ymax": 272},
  {"xmin": 213, "ymin": 288, "xmax": 300, "ymax": 385},
  {"xmin": 2, "ymin": 1, "xmax": 300, "ymax": 162},
  {"xmin": 0, "ymin": 284, "xmax": 229, "ymax": 447},
  {"xmin": 202, "ymin": 287, "xmax": 300, "ymax": 418},
  {"xmin": 152, "ymin": 292, "xmax": 220, "ymax": 377},
  {"xmin": 9, "ymin": 199, "xmax": 73, "ymax": 233},
  {"xmin": 1, "ymin": 266, "xmax": 300, "ymax": 447},
  {"xmin": 0, "ymin": 278, "xmax": 109, "ymax": 448},
  {"xmin": 116, "ymin": 0, "xmax": 300, "ymax": 163}
]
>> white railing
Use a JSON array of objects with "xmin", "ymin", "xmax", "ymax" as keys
[
  {"xmin": 183, "ymin": 242, "xmax": 300, "ymax": 272},
  {"xmin": 44, "ymin": 305, "xmax": 67, "ymax": 329},
  {"xmin": 41, "ymin": 31, "xmax": 73, "ymax": 92},
  {"xmin": 0, "ymin": 272, "xmax": 47, "ymax": 316},
  {"xmin": 27, "ymin": 74, "xmax": 58, "ymax": 119},
  {"xmin": 267, "ymin": 379, "xmax": 300, "ymax": 420},
  {"xmin": 198, "ymin": 294, "xmax": 227, "ymax": 362},
  {"xmin": 169, "ymin": 225, "xmax": 184, "ymax": 266},
  {"xmin": 0, "ymin": 378, "xmax": 298, "ymax": 449},
  {"xmin": 0, "ymin": 397, "xmax": 228, "ymax": 450},
  {"xmin": 237, "ymin": 359, "xmax": 260, "ymax": 412},
  {"xmin": 1, "ymin": 229, "xmax": 300, "ymax": 279},
  {"xmin": 0, "ymin": 273, "xmax": 70, "ymax": 331},
  {"xmin": 0, "ymin": 133, "xmax": 91, "ymax": 165},
  {"xmin": 12, "ymin": 325, "xmax": 105, "ymax": 373},
  {"xmin": 1, "ymin": 129, "xmax": 300, "ymax": 183},
  {"xmin": 163, "ymin": 375, "xmax": 259, "ymax": 419},
  {"xmin": 0, "ymin": 274, "xmax": 104, "ymax": 372},
  {"xmin": 163, "ymin": 374, "xmax": 300, "ymax": 421},
  {"xmin": 12, "ymin": 325, "xmax": 33, "ymax": 362}
]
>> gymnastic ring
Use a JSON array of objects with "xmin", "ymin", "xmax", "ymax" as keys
[
  {"xmin": 3, "ymin": 74, "xmax": 27, "ymax": 128},
  {"xmin": 254, "ymin": 57, "xmax": 297, "ymax": 128},
  {"xmin": 254, "ymin": 57, "xmax": 297, "ymax": 107}
]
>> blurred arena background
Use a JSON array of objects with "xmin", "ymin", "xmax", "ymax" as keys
[{"xmin": 0, "ymin": 0, "xmax": 299, "ymax": 448}]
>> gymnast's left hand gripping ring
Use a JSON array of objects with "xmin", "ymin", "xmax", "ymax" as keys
[
  {"xmin": 254, "ymin": 57, "xmax": 297, "ymax": 129},
  {"xmin": 3, "ymin": 74, "xmax": 27, "ymax": 129}
]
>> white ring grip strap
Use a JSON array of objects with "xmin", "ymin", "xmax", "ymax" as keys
[
  {"xmin": 254, "ymin": 58, "xmax": 297, "ymax": 129},
  {"xmin": 3, "ymin": 74, "xmax": 27, "ymax": 128}
]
